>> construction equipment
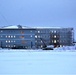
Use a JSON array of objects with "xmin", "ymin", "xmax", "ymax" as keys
[{"xmin": 39, "ymin": 38, "xmax": 54, "ymax": 50}]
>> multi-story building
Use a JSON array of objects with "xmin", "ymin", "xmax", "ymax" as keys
[{"xmin": 0, "ymin": 25, "xmax": 74, "ymax": 49}]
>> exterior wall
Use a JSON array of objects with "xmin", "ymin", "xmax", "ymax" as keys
[
  {"xmin": 35, "ymin": 28, "xmax": 74, "ymax": 48},
  {"xmin": 0, "ymin": 29, "xmax": 36, "ymax": 49},
  {"xmin": 35, "ymin": 29, "xmax": 50, "ymax": 48},
  {"xmin": 0, "ymin": 27, "xmax": 74, "ymax": 49},
  {"xmin": 59, "ymin": 28, "xmax": 74, "ymax": 46}
]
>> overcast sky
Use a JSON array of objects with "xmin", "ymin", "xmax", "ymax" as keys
[{"xmin": 0, "ymin": 0, "xmax": 76, "ymax": 28}]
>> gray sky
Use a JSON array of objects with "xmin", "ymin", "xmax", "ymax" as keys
[{"xmin": 0, "ymin": 0, "xmax": 76, "ymax": 28}]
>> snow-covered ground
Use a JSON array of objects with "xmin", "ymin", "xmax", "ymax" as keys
[{"xmin": 0, "ymin": 49, "xmax": 76, "ymax": 75}]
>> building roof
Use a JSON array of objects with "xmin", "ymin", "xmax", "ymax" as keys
[
  {"xmin": 0, "ymin": 25, "xmax": 36, "ymax": 29},
  {"xmin": 0, "ymin": 25, "xmax": 73, "ymax": 30},
  {"xmin": 1, "ymin": 25, "xmax": 27, "ymax": 29}
]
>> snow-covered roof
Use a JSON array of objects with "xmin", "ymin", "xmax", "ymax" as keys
[
  {"xmin": 1, "ymin": 25, "xmax": 61, "ymax": 29},
  {"xmin": 1, "ymin": 25, "xmax": 30, "ymax": 29},
  {"xmin": 3, "ymin": 25, "xmax": 19, "ymax": 29},
  {"xmin": 0, "ymin": 25, "xmax": 73, "ymax": 29},
  {"xmin": 33, "ymin": 27, "xmax": 61, "ymax": 29}
]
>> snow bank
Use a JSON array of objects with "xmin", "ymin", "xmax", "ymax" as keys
[{"xmin": 0, "ymin": 49, "xmax": 76, "ymax": 74}]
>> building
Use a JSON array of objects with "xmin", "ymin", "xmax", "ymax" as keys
[{"xmin": 0, "ymin": 25, "xmax": 74, "ymax": 49}]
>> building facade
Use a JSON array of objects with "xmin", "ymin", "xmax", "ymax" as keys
[{"xmin": 0, "ymin": 26, "xmax": 74, "ymax": 49}]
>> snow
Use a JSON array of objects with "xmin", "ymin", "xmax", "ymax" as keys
[
  {"xmin": 0, "ymin": 49, "xmax": 76, "ymax": 74},
  {"xmin": 1, "ymin": 25, "xmax": 66, "ymax": 29},
  {"xmin": 54, "ymin": 46, "xmax": 76, "ymax": 51},
  {"xmin": 33, "ymin": 27, "xmax": 61, "ymax": 29},
  {"xmin": 1, "ymin": 25, "xmax": 29, "ymax": 29},
  {"xmin": 1, "ymin": 25, "xmax": 19, "ymax": 29}
]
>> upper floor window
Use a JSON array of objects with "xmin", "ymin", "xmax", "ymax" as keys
[
  {"xmin": 6, "ymin": 36, "xmax": 7, "ymax": 38},
  {"xmin": 6, "ymin": 40, "xmax": 16, "ymax": 43},
  {"xmin": 20, "ymin": 36, "xmax": 24, "ymax": 39},
  {"xmin": 52, "ymin": 31, "xmax": 53, "ymax": 33},
  {"xmin": 5, "ymin": 35, "xmax": 15, "ymax": 38},
  {"xmin": 30, "ymin": 30, "xmax": 32, "ymax": 32},
  {"xmin": 30, "ymin": 35, "xmax": 33, "ymax": 37},
  {"xmin": 1, "ymin": 30, "xmax": 3, "ymax": 32},
  {"xmin": 8, "ymin": 36, "xmax": 10, "ymax": 38},
  {"xmin": 6, "ymin": 40, "xmax": 8, "ymax": 43},
  {"xmin": 22, "ymin": 40, "xmax": 25, "ymax": 44},
  {"xmin": 38, "ymin": 31, "xmax": 40, "ymax": 33},
  {"xmin": 11, "ymin": 36, "xmax": 13, "ymax": 38},
  {"xmin": 38, "ymin": 35, "xmax": 40, "ymax": 38},
  {"xmin": 54, "ymin": 31, "xmax": 56, "ymax": 33},
  {"xmin": 11, "ymin": 41, "xmax": 13, "ymax": 42},
  {"xmin": 1, "ymin": 35, "xmax": 3, "ymax": 37},
  {"xmin": 52, "ymin": 40, "xmax": 53, "ymax": 43},
  {"xmin": 54, "ymin": 40, "xmax": 56, "ymax": 43},
  {"xmin": 14, "ymin": 41, "xmax": 15, "ymax": 42},
  {"xmin": 14, "ymin": 36, "xmax": 16, "ymax": 38},
  {"xmin": 8, "ymin": 40, "xmax": 10, "ymax": 43},
  {"xmin": 35, "ymin": 35, "xmax": 37, "ymax": 38},
  {"xmin": 35, "ymin": 40, "xmax": 37, "ymax": 42},
  {"xmin": 54, "ymin": 35, "xmax": 56, "ymax": 38},
  {"xmin": 21, "ymin": 31, "xmax": 24, "ymax": 34},
  {"xmin": 41, "ymin": 41, "xmax": 42, "ymax": 43}
]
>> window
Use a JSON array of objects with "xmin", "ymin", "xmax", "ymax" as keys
[
  {"xmin": 11, "ymin": 45, "xmax": 13, "ymax": 47},
  {"xmin": 20, "ymin": 36, "xmax": 24, "ymax": 39},
  {"xmin": 57, "ymin": 40, "xmax": 59, "ymax": 42},
  {"xmin": 8, "ymin": 36, "xmax": 10, "ymax": 38},
  {"xmin": 26, "ymin": 46, "xmax": 28, "ymax": 48},
  {"xmin": 54, "ymin": 35, "xmax": 56, "ymax": 38},
  {"xmin": 21, "ymin": 31, "xmax": 24, "ymax": 34},
  {"xmin": 6, "ymin": 35, "xmax": 14, "ymax": 38},
  {"xmin": 6, "ymin": 40, "xmax": 7, "ymax": 43},
  {"xmin": 14, "ymin": 36, "xmax": 16, "ymax": 38},
  {"xmin": 6, "ymin": 45, "xmax": 7, "ymax": 47},
  {"xmin": 31, "ymin": 35, "xmax": 32, "ymax": 37},
  {"xmin": 6, "ymin": 40, "xmax": 10, "ymax": 43},
  {"xmin": 1, "ymin": 36, "xmax": 2, "ymax": 37},
  {"xmin": 6, "ymin": 36, "xmax": 7, "ymax": 38},
  {"xmin": 11, "ymin": 41, "xmax": 13, "ymax": 42},
  {"xmin": 1, "ymin": 30, "xmax": 3, "ymax": 32},
  {"xmin": 41, "ymin": 41, "xmax": 42, "ymax": 43},
  {"xmin": 14, "ymin": 45, "xmax": 16, "ymax": 47},
  {"xmin": 60, "ymin": 40, "xmax": 61, "ymax": 43},
  {"xmin": 54, "ymin": 40, "xmax": 56, "ymax": 43},
  {"xmin": 52, "ymin": 31, "xmax": 53, "ymax": 33},
  {"xmin": 35, "ymin": 35, "xmax": 37, "ymax": 38},
  {"xmin": 41, "ymin": 45, "xmax": 43, "ymax": 48},
  {"xmin": 8, "ymin": 40, "xmax": 10, "ymax": 43},
  {"xmin": 60, "ymin": 45, "xmax": 62, "ymax": 47},
  {"xmin": 11, "ymin": 36, "xmax": 13, "ymax": 38},
  {"xmin": 30, "ymin": 30, "xmax": 32, "ymax": 32},
  {"xmin": 8, "ymin": 45, "xmax": 10, "ymax": 47},
  {"xmin": 22, "ymin": 40, "xmax": 25, "ymax": 44},
  {"xmin": 38, "ymin": 31, "xmax": 40, "ymax": 33},
  {"xmin": 54, "ymin": 31, "xmax": 56, "ymax": 33},
  {"xmin": 40, "ymin": 35, "xmax": 42, "ymax": 38},
  {"xmin": 38, "ymin": 35, "xmax": 40, "ymax": 38},
  {"xmin": 35, "ymin": 41, "xmax": 37, "ymax": 42}
]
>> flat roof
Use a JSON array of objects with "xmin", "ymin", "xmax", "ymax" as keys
[{"xmin": 0, "ymin": 25, "xmax": 73, "ymax": 30}]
